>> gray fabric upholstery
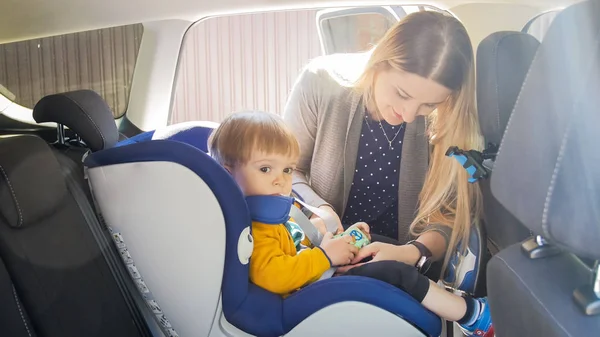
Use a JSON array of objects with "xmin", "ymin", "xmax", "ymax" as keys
[
  {"xmin": 488, "ymin": 243, "xmax": 600, "ymax": 337},
  {"xmin": 477, "ymin": 31, "xmax": 540, "ymax": 145},
  {"xmin": 491, "ymin": 0, "xmax": 600, "ymax": 260},
  {"xmin": 476, "ymin": 32, "xmax": 539, "ymax": 251}
]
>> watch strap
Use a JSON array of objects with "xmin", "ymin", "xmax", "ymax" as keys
[{"xmin": 407, "ymin": 240, "xmax": 433, "ymax": 271}]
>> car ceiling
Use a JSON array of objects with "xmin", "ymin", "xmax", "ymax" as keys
[{"xmin": 0, "ymin": 0, "xmax": 580, "ymax": 44}]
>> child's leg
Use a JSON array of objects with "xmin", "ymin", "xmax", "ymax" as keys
[
  {"xmin": 421, "ymin": 280, "xmax": 466, "ymax": 321},
  {"xmin": 343, "ymin": 260, "xmax": 430, "ymax": 302},
  {"xmin": 343, "ymin": 261, "xmax": 493, "ymax": 336}
]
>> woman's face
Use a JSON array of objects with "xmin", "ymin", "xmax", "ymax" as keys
[{"xmin": 372, "ymin": 68, "xmax": 452, "ymax": 125}]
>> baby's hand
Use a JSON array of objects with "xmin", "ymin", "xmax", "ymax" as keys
[{"xmin": 320, "ymin": 232, "xmax": 359, "ymax": 266}]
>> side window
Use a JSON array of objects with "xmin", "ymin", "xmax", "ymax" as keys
[
  {"xmin": 169, "ymin": 5, "xmax": 446, "ymax": 124},
  {"xmin": 316, "ymin": 5, "xmax": 446, "ymax": 55},
  {"xmin": 523, "ymin": 10, "xmax": 560, "ymax": 42},
  {"xmin": 316, "ymin": 7, "xmax": 399, "ymax": 54},
  {"xmin": 0, "ymin": 24, "xmax": 143, "ymax": 118},
  {"xmin": 170, "ymin": 10, "xmax": 322, "ymax": 124}
]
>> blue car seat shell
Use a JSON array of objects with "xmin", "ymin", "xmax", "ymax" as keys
[{"xmin": 85, "ymin": 139, "xmax": 442, "ymax": 337}]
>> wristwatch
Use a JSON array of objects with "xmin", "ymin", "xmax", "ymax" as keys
[{"xmin": 407, "ymin": 240, "xmax": 433, "ymax": 273}]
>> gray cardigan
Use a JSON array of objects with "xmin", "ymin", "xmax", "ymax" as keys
[{"xmin": 283, "ymin": 53, "xmax": 450, "ymax": 244}]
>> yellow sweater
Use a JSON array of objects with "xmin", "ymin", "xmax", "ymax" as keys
[{"xmin": 249, "ymin": 219, "xmax": 332, "ymax": 296}]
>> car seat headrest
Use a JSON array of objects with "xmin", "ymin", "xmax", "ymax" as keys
[
  {"xmin": 477, "ymin": 31, "xmax": 540, "ymax": 145},
  {"xmin": 33, "ymin": 90, "xmax": 119, "ymax": 152},
  {"xmin": 117, "ymin": 121, "xmax": 219, "ymax": 153},
  {"xmin": 0, "ymin": 135, "xmax": 68, "ymax": 228},
  {"xmin": 492, "ymin": 0, "xmax": 600, "ymax": 260}
]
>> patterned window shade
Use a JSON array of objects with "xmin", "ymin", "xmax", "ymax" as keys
[{"xmin": 0, "ymin": 24, "xmax": 143, "ymax": 119}]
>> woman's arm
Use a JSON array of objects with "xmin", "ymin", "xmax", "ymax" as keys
[
  {"xmin": 284, "ymin": 67, "xmax": 345, "ymax": 232},
  {"xmin": 283, "ymin": 66, "xmax": 331, "ymax": 208},
  {"xmin": 346, "ymin": 229, "xmax": 449, "ymax": 268},
  {"xmin": 412, "ymin": 230, "xmax": 448, "ymax": 262}
]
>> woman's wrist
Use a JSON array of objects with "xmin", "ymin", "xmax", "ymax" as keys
[
  {"xmin": 317, "ymin": 204, "xmax": 336, "ymax": 214},
  {"xmin": 398, "ymin": 245, "xmax": 421, "ymax": 266},
  {"xmin": 394, "ymin": 244, "xmax": 421, "ymax": 266}
]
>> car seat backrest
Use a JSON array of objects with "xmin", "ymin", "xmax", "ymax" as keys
[
  {"xmin": 492, "ymin": 0, "xmax": 600, "ymax": 259},
  {"xmin": 0, "ymin": 255, "xmax": 36, "ymax": 337},
  {"xmin": 0, "ymin": 135, "xmax": 149, "ymax": 337},
  {"xmin": 116, "ymin": 120, "xmax": 219, "ymax": 153},
  {"xmin": 487, "ymin": 1, "xmax": 600, "ymax": 335},
  {"xmin": 84, "ymin": 140, "xmax": 236, "ymax": 337},
  {"xmin": 476, "ymin": 31, "xmax": 540, "ymax": 252}
]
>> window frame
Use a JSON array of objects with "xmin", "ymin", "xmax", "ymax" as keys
[
  {"xmin": 522, "ymin": 9, "xmax": 562, "ymax": 41},
  {"xmin": 315, "ymin": 6, "xmax": 403, "ymax": 55}
]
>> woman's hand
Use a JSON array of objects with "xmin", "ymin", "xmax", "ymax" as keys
[
  {"xmin": 335, "ymin": 241, "xmax": 421, "ymax": 273},
  {"xmin": 350, "ymin": 242, "xmax": 401, "ymax": 264},
  {"xmin": 310, "ymin": 217, "xmax": 328, "ymax": 235},
  {"xmin": 311, "ymin": 205, "xmax": 344, "ymax": 234}
]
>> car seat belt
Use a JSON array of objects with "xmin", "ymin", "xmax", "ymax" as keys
[
  {"xmin": 288, "ymin": 199, "xmax": 337, "ymax": 280},
  {"xmin": 295, "ymin": 199, "xmax": 340, "ymax": 233},
  {"xmin": 58, "ymin": 156, "xmax": 166, "ymax": 337}
]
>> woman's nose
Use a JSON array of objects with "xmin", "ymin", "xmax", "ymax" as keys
[{"xmin": 399, "ymin": 103, "xmax": 418, "ymax": 123}]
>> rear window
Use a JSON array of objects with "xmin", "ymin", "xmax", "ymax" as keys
[{"xmin": 0, "ymin": 23, "xmax": 143, "ymax": 118}]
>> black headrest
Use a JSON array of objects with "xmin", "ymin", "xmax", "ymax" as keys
[
  {"xmin": 492, "ymin": 0, "xmax": 600, "ymax": 260},
  {"xmin": 33, "ymin": 90, "xmax": 119, "ymax": 152},
  {"xmin": 477, "ymin": 31, "xmax": 540, "ymax": 145},
  {"xmin": 0, "ymin": 135, "xmax": 68, "ymax": 228}
]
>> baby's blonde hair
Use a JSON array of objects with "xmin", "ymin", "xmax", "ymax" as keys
[{"xmin": 208, "ymin": 111, "xmax": 300, "ymax": 167}]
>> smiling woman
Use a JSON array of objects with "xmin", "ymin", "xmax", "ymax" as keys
[
  {"xmin": 283, "ymin": 10, "xmax": 483, "ymax": 278},
  {"xmin": 371, "ymin": 69, "xmax": 451, "ymax": 125}
]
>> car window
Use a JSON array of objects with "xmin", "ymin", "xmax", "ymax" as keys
[
  {"xmin": 0, "ymin": 23, "xmax": 143, "ymax": 118},
  {"xmin": 169, "ymin": 5, "xmax": 445, "ymax": 125}
]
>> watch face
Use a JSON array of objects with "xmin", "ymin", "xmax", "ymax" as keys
[
  {"xmin": 417, "ymin": 256, "xmax": 432, "ymax": 274},
  {"xmin": 421, "ymin": 258, "xmax": 433, "ymax": 274}
]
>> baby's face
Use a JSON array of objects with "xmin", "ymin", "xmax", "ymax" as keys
[{"xmin": 229, "ymin": 151, "xmax": 298, "ymax": 197}]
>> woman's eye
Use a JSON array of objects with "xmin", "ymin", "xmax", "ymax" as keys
[{"xmin": 260, "ymin": 167, "xmax": 271, "ymax": 173}]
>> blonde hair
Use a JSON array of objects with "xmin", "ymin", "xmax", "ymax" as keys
[
  {"xmin": 355, "ymin": 11, "xmax": 484, "ymax": 273},
  {"xmin": 208, "ymin": 111, "xmax": 300, "ymax": 167}
]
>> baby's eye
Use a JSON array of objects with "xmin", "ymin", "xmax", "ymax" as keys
[
  {"xmin": 283, "ymin": 168, "xmax": 293, "ymax": 174},
  {"xmin": 260, "ymin": 167, "xmax": 271, "ymax": 173}
]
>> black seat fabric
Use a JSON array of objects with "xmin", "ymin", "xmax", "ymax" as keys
[
  {"xmin": 0, "ymin": 135, "xmax": 146, "ymax": 337},
  {"xmin": 0, "ymin": 255, "xmax": 37, "ymax": 337},
  {"xmin": 487, "ymin": 1, "xmax": 600, "ymax": 336},
  {"xmin": 476, "ymin": 31, "xmax": 540, "ymax": 253}
]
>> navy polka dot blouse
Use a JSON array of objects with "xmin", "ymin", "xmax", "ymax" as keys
[{"xmin": 342, "ymin": 113, "xmax": 406, "ymax": 240}]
